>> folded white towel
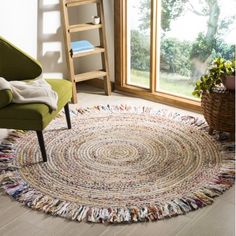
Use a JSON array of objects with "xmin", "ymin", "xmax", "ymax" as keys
[{"xmin": 0, "ymin": 77, "xmax": 58, "ymax": 111}]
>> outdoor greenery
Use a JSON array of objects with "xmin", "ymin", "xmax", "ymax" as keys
[
  {"xmin": 131, "ymin": 30, "xmax": 150, "ymax": 71},
  {"xmin": 160, "ymin": 38, "xmax": 192, "ymax": 76},
  {"xmin": 130, "ymin": 0, "xmax": 235, "ymax": 98},
  {"xmin": 130, "ymin": 69, "xmax": 195, "ymax": 98}
]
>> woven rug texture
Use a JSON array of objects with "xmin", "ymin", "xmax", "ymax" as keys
[{"xmin": 0, "ymin": 105, "xmax": 235, "ymax": 223}]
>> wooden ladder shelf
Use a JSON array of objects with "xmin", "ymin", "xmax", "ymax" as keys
[{"xmin": 61, "ymin": 0, "xmax": 111, "ymax": 103}]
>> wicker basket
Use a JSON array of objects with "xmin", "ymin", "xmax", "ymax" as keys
[{"xmin": 201, "ymin": 88, "xmax": 235, "ymax": 133}]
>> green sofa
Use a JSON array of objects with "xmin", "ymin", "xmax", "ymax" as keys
[{"xmin": 0, "ymin": 36, "xmax": 72, "ymax": 162}]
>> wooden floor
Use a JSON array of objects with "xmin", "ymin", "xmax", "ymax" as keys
[{"xmin": 0, "ymin": 85, "xmax": 235, "ymax": 236}]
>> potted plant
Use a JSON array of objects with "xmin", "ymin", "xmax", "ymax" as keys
[{"xmin": 192, "ymin": 57, "xmax": 236, "ymax": 97}]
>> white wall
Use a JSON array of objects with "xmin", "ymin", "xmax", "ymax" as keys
[
  {"xmin": 0, "ymin": 0, "xmax": 114, "ymax": 81},
  {"xmin": 0, "ymin": 0, "xmax": 38, "ymax": 57},
  {"xmin": 37, "ymin": 0, "xmax": 67, "ymax": 78}
]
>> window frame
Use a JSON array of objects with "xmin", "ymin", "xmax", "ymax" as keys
[{"xmin": 114, "ymin": 0, "xmax": 201, "ymax": 112}]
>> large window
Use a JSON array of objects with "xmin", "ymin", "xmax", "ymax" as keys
[
  {"xmin": 115, "ymin": 0, "xmax": 236, "ymax": 111},
  {"xmin": 127, "ymin": 0, "xmax": 151, "ymax": 88}
]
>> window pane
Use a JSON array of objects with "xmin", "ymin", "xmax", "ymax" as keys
[
  {"xmin": 127, "ymin": 0, "xmax": 151, "ymax": 88},
  {"xmin": 156, "ymin": 0, "xmax": 236, "ymax": 99}
]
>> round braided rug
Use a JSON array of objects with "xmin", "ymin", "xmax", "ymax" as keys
[{"xmin": 0, "ymin": 105, "xmax": 235, "ymax": 223}]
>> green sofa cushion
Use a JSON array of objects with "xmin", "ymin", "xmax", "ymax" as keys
[
  {"xmin": 0, "ymin": 79, "xmax": 72, "ymax": 130},
  {"xmin": 0, "ymin": 36, "xmax": 42, "ymax": 81},
  {"xmin": 0, "ymin": 89, "xmax": 13, "ymax": 108}
]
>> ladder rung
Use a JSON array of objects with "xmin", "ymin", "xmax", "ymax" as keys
[
  {"xmin": 75, "ymin": 70, "xmax": 107, "ymax": 82},
  {"xmin": 66, "ymin": 0, "xmax": 98, "ymax": 7},
  {"xmin": 68, "ymin": 23, "xmax": 102, "ymax": 33},
  {"xmin": 72, "ymin": 47, "xmax": 105, "ymax": 58}
]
